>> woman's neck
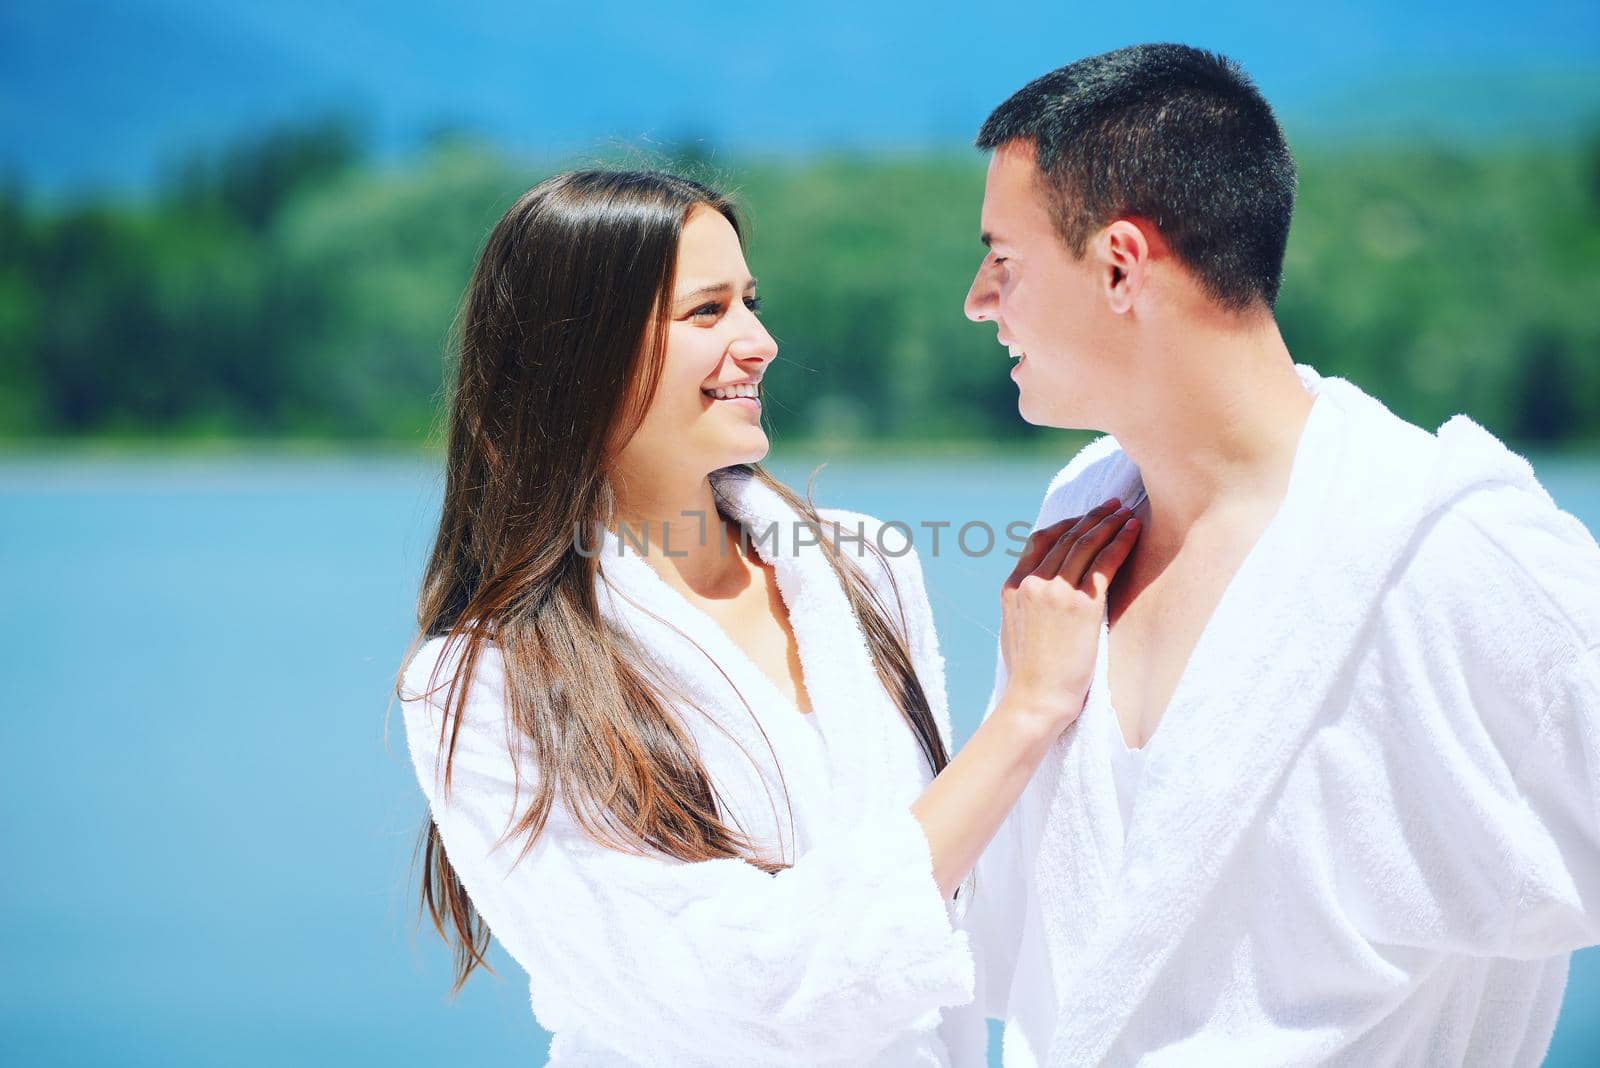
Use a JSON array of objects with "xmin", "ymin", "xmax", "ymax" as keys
[{"xmin": 611, "ymin": 470, "xmax": 752, "ymax": 597}]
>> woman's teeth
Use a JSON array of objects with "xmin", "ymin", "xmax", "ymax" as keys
[
  {"xmin": 1009, "ymin": 346, "xmax": 1027, "ymax": 361},
  {"xmin": 703, "ymin": 383, "xmax": 760, "ymax": 400}
]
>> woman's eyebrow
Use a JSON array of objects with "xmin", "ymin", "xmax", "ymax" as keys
[{"xmin": 674, "ymin": 279, "xmax": 759, "ymax": 305}]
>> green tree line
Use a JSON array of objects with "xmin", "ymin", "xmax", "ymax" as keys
[{"xmin": 2, "ymin": 117, "xmax": 1596, "ymax": 449}]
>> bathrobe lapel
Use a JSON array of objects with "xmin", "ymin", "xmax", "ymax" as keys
[
  {"xmin": 1039, "ymin": 366, "xmax": 1546, "ymax": 1065},
  {"xmin": 592, "ymin": 466, "xmax": 921, "ymax": 863}
]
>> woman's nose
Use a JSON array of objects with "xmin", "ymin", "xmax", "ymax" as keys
[{"xmin": 730, "ymin": 318, "xmax": 778, "ymax": 365}]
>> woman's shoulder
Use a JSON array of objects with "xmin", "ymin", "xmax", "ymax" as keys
[
  {"xmin": 395, "ymin": 631, "xmax": 540, "ymax": 807},
  {"xmin": 812, "ymin": 506, "xmax": 918, "ymax": 557},
  {"xmin": 812, "ymin": 506, "xmax": 932, "ymax": 632},
  {"xmin": 399, "ymin": 632, "xmax": 509, "ymax": 730}
]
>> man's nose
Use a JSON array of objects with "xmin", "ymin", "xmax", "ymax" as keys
[{"xmin": 964, "ymin": 267, "xmax": 996, "ymax": 323}]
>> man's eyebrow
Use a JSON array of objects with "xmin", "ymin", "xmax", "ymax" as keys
[
  {"xmin": 674, "ymin": 279, "xmax": 758, "ymax": 304},
  {"xmin": 980, "ymin": 232, "xmax": 993, "ymax": 249}
]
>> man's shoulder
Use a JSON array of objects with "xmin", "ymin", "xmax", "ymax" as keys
[
  {"xmin": 1034, "ymin": 434, "xmax": 1130, "ymax": 528},
  {"xmin": 1401, "ymin": 479, "xmax": 1600, "ymax": 657}
]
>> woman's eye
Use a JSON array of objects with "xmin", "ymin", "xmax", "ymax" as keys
[
  {"xmin": 744, "ymin": 295, "xmax": 764, "ymax": 315},
  {"xmin": 993, "ymin": 256, "xmax": 1008, "ymax": 266},
  {"xmin": 690, "ymin": 302, "xmax": 723, "ymax": 320}
]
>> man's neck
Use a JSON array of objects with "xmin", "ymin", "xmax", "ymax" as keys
[{"xmin": 1113, "ymin": 317, "xmax": 1315, "ymax": 552}]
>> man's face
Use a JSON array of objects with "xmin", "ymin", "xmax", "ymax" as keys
[{"xmin": 963, "ymin": 140, "xmax": 1117, "ymax": 430}]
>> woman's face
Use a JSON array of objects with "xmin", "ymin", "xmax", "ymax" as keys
[{"xmin": 613, "ymin": 204, "xmax": 777, "ymax": 488}]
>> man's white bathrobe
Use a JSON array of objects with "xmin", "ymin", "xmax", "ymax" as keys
[
  {"xmin": 966, "ymin": 362, "xmax": 1600, "ymax": 1066},
  {"xmin": 400, "ymin": 466, "xmax": 986, "ymax": 1066}
]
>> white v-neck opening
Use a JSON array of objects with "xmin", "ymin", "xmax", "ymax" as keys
[
  {"xmin": 1107, "ymin": 725, "xmax": 1149, "ymax": 828},
  {"xmin": 1099, "ymin": 381, "xmax": 1324, "ymax": 758},
  {"xmin": 615, "ymin": 493, "xmax": 823, "ymax": 724},
  {"xmin": 1114, "ymin": 720, "xmax": 1154, "ymax": 756}
]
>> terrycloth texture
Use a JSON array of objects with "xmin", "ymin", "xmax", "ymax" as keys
[
  {"xmin": 966, "ymin": 362, "xmax": 1600, "ymax": 1067},
  {"xmin": 399, "ymin": 466, "xmax": 984, "ymax": 1066}
]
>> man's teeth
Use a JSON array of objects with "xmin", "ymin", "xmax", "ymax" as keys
[
  {"xmin": 1009, "ymin": 346, "xmax": 1027, "ymax": 360},
  {"xmin": 703, "ymin": 383, "xmax": 760, "ymax": 400}
]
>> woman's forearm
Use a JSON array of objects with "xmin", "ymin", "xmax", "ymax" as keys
[{"xmin": 910, "ymin": 692, "xmax": 1068, "ymax": 898}]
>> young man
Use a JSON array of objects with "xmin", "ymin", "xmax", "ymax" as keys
[{"xmin": 959, "ymin": 44, "xmax": 1600, "ymax": 1067}]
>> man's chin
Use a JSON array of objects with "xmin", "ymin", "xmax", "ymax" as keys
[
  {"xmin": 1016, "ymin": 392, "xmax": 1055, "ymax": 428},
  {"xmin": 1018, "ymin": 393, "xmax": 1091, "ymax": 431}
]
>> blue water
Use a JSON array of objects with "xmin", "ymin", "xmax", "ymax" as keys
[{"xmin": 1, "ymin": 450, "xmax": 1595, "ymax": 1065}]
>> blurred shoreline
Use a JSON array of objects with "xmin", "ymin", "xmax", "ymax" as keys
[
  {"xmin": 2, "ymin": 433, "xmax": 1594, "ymax": 465},
  {"xmin": 5, "ymin": 129, "xmax": 1598, "ymax": 454}
]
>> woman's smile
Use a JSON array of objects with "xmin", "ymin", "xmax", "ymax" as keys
[
  {"xmin": 707, "ymin": 394, "xmax": 761, "ymax": 412},
  {"xmin": 702, "ymin": 379, "xmax": 762, "ymax": 412}
]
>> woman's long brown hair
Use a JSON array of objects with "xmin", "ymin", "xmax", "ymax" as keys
[{"xmin": 394, "ymin": 169, "xmax": 952, "ymax": 996}]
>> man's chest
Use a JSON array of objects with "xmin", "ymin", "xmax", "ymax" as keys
[{"xmin": 1104, "ymin": 536, "xmax": 1264, "ymax": 748}]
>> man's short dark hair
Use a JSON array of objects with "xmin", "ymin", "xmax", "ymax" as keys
[{"xmin": 976, "ymin": 43, "xmax": 1297, "ymax": 312}]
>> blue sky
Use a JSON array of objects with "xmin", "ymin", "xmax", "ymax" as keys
[{"xmin": 3, "ymin": 0, "xmax": 1597, "ymax": 195}]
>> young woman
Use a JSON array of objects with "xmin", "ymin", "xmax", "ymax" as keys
[{"xmin": 394, "ymin": 169, "xmax": 1139, "ymax": 1065}]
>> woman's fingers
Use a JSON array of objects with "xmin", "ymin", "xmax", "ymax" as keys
[
  {"xmin": 996, "ymin": 497, "xmax": 1138, "ymax": 733},
  {"xmin": 1010, "ymin": 500, "xmax": 1120, "ymax": 587},
  {"xmin": 1006, "ymin": 515, "xmax": 1075, "ymax": 585},
  {"xmin": 1080, "ymin": 516, "xmax": 1141, "ymax": 600},
  {"xmin": 1007, "ymin": 504, "xmax": 1103, "ymax": 586},
  {"xmin": 1037, "ymin": 505, "xmax": 1130, "ymax": 583},
  {"xmin": 1054, "ymin": 507, "xmax": 1135, "ymax": 587}
]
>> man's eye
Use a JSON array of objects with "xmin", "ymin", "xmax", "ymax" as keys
[{"xmin": 993, "ymin": 255, "xmax": 1008, "ymax": 266}]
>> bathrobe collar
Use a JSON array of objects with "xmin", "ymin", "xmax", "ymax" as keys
[
  {"xmin": 1029, "ymin": 363, "xmax": 1550, "ymax": 1065},
  {"xmin": 590, "ymin": 466, "xmax": 927, "ymax": 860}
]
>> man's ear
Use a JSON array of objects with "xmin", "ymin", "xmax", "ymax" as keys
[{"xmin": 1100, "ymin": 219, "xmax": 1151, "ymax": 314}]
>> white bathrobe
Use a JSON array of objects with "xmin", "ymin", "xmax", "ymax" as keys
[
  {"xmin": 966, "ymin": 362, "xmax": 1600, "ymax": 1066},
  {"xmin": 399, "ymin": 466, "xmax": 986, "ymax": 1066}
]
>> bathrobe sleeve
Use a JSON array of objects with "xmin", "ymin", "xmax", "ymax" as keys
[
  {"xmin": 400, "ymin": 640, "xmax": 976, "ymax": 1066},
  {"xmin": 962, "ymin": 691, "xmax": 1034, "ymax": 1019},
  {"xmin": 829, "ymin": 511, "xmax": 996, "ymax": 1064},
  {"xmin": 1376, "ymin": 487, "xmax": 1600, "ymax": 960},
  {"xmin": 1498, "ymin": 633, "xmax": 1600, "ymax": 957},
  {"xmin": 834, "ymin": 510, "xmax": 1033, "ymax": 1021}
]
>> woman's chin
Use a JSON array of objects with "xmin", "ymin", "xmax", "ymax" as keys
[{"xmin": 724, "ymin": 429, "xmax": 769, "ymax": 467}]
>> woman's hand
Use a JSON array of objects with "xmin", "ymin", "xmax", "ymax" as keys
[
  {"xmin": 910, "ymin": 497, "xmax": 1141, "ymax": 897},
  {"xmin": 998, "ymin": 498, "xmax": 1140, "ymax": 731}
]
